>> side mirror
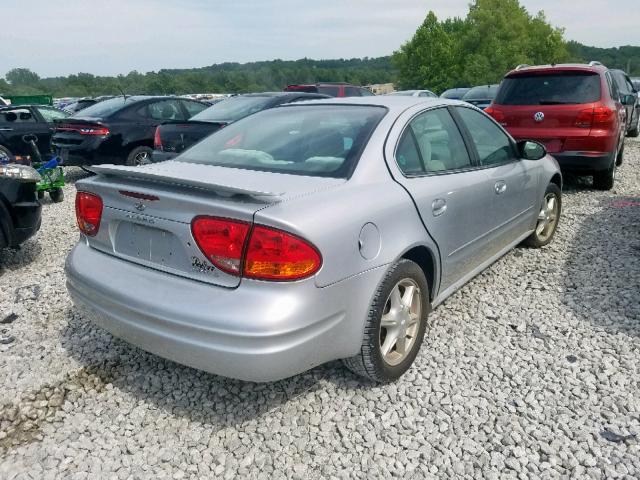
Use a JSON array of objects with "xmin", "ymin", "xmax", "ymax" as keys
[
  {"xmin": 518, "ymin": 140, "xmax": 546, "ymax": 161},
  {"xmin": 622, "ymin": 94, "xmax": 636, "ymax": 106}
]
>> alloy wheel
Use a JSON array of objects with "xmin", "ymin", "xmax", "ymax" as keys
[
  {"xmin": 535, "ymin": 193, "xmax": 559, "ymax": 242},
  {"xmin": 379, "ymin": 278, "xmax": 422, "ymax": 366},
  {"xmin": 134, "ymin": 151, "xmax": 151, "ymax": 166}
]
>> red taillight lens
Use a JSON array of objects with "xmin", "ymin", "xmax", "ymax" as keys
[
  {"xmin": 153, "ymin": 126, "xmax": 162, "ymax": 150},
  {"xmin": 592, "ymin": 106, "xmax": 615, "ymax": 128},
  {"xmin": 244, "ymin": 226, "xmax": 322, "ymax": 281},
  {"xmin": 191, "ymin": 217, "xmax": 251, "ymax": 275},
  {"xmin": 484, "ymin": 107, "xmax": 505, "ymax": 123},
  {"xmin": 75, "ymin": 192, "xmax": 103, "ymax": 236},
  {"xmin": 575, "ymin": 106, "xmax": 615, "ymax": 129},
  {"xmin": 57, "ymin": 124, "xmax": 109, "ymax": 136},
  {"xmin": 190, "ymin": 217, "xmax": 322, "ymax": 281},
  {"xmin": 575, "ymin": 108, "xmax": 594, "ymax": 128}
]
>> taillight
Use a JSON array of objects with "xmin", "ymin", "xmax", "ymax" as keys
[
  {"xmin": 244, "ymin": 225, "xmax": 322, "ymax": 281},
  {"xmin": 56, "ymin": 124, "xmax": 110, "ymax": 136},
  {"xmin": 75, "ymin": 192, "xmax": 103, "ymax": 236},
  {"xmin": 191, "ymin": 217, "xmax": 251, "ymax": 275},
  {"xmin": 575, "ymin": 108, "xmax": 594, "ymax": 128},
  {"xmin": 575, "ymin": 106, "xmax": 615, "ymax": 129},
  {"xmin": 190, "ymin": 217, "xmax": 322, "ymax": 281},
  {"xmin": 592, "ymin": 106, "xmax": 615, "ymax": 128},
  {"xmin": 484, "ymin": 107, "xmax": 505, "ymax": 123},
  {"xmin": 153, "ymin": 126, "xmax": 163, "ymax": 151}
]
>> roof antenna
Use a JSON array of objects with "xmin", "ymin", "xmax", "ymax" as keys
[{"xmin": 117, "ymin": 85, "xmax": 127, "ymax": 101}]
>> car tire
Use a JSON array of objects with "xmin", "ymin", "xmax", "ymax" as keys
[
  {"xmin": 343, "ymin": 259, "xmax": 430, "ymax": 382},
  {"xmin": 615, "ymin": 142, "xmax": 625, "ymax": 166},
  {"xmin": 37, "ymin": 191, "xmax": 45, "ymax": 200},
  {"xmin": 523, "ymin": 183, "xmax": 561, "ymax": 248},
  {"xmin": 49, "ymin": 188, "xmax": 64, "ymax": 203},
  {"xmin": 593, "ymin": 160, "xmax": 616, "ymax": 191},
  {"xmin": 125, "ymin": 146, "xmax": 153, "ymax": 167},
  {"xmin": 628, "ymin": 126, "xmax": 639, "ymax": 138},
  {"xmin": 0, "ymin": 144, "xmax": 13, "ymax": 160}
]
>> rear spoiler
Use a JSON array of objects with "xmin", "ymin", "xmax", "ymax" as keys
[{"xmin": 87, "ymin": 163, "xmax": 284, "ymax": 201}]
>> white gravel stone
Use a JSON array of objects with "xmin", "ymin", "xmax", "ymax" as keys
[{"xmin": 1, "ymin": 139, "xmax": 639, "ymax": 478}]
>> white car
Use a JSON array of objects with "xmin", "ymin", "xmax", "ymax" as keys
[{"xmin": 388, "ymin": 90, "xmax": 437, "ymax": 98}]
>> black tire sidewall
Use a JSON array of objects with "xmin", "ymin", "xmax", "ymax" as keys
[
  {"xmin": 528, "ymin": 183, "xmax": 562, "ymax": 248},
  {"xmin": 366, "ymin": 259, "xmax": 430, "ymax": 382}
]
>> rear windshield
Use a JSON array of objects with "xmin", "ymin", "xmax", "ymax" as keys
[
  {"xmin": 496, "ymin": 73, "xmax": 601, "ymax": 105},
  {"xmin": 440, "ymin": 88, "xmax": 470, "ymax": 99},
  {"xmin": 178, "ymin": 105, "xmax": 387, "ymax": 178},
  {"xmin": 72, "ymin": 96, "xmax": 139, "ymax": 118},
  {"xmin": 191, "ymin": 96, "xmax": 273, "ymax": 123},
  {"xmin": 462, "ymin": 86, "xmax": 499, "ymax": 101}
]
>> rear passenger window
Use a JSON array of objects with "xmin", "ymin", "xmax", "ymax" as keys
[
  {"xmin": 398, "ymin": 108, "xmax": 471, "ymax": 174},
  {"xmin": 344, "ymin": 87, "xmax": 362, "ymax": 97},
  {"xmin": 456, "ymin": 107, "xmax": 514, "ymax": 166},
  {"xmin": 181, "ymin": 100, "xmax": 207, "ymax": 117},
  {"xmin": 396, "ymin": 131, "xmax": 423, "ymax": 175},
  {"xmin": 144, "ymin": 100, "xmax": 185, "ymax": 121}
]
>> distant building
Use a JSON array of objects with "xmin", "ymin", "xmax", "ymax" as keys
[{"xmin": 366, "ymin": 83, "xmax": 395, "ymax": 95}]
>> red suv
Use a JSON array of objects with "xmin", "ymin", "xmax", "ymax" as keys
[
  {"xmin": 486, "ymin": 63, "xmax": 626, "ymax": 190},
  {"xmin": 284, "ymin": 82, "xmax": 374, "ymax": 97}
]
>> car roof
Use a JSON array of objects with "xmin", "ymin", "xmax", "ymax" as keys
[
  {"xmin": 278, "ymin": 95, "xmax": 463, "ymax": 115},
  {"xmin": 238, "ymin": 92, "xmax": 329, "ymax": 98},
  {"xmin": 506, "ymin": 63, "xmax": 607, "ymax": 77}
]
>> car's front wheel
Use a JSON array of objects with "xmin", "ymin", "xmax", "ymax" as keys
[
  {"xmin": 524, "ymin": 183, "xmax": 561, "ymax": 248},
  {"xmin": 343, "ymin": 259, "xmax": 429, "ymax": 382}
]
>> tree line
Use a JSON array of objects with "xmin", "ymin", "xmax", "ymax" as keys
[{"xmin": 1, "ymin": 0, "xmax": 639, "ymax": 98}]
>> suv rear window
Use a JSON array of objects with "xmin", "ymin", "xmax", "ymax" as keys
[
  {"xmin": 496, "ymin": 72, "xmax": 601, "ymax": 105},
  {"xmin": 178, "ymin": 105, "xmax": 387, "ymax": 178},
  {"xmin": 318, "ymin": 86, "xmax": 341, "ymax": 97}
]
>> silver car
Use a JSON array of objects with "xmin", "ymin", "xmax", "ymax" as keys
[{"xmin": 66, "ymin": 97, "xmax": 562, "ymax": 382}]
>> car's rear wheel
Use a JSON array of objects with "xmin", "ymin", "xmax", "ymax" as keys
[
  {"xmin": 343, "ymin": 259, "xmax": 429, "ymax": 382},
  {"xmin": 593, "ymin": 161, "xmax": 616, "ymax": 190},
  {"xmin": 126, "ymin": 146, "xmax": 153, "ymax": 167},
  {"xmin": 615, "ymin": 142, "xmax": 625, "ymax": 166},
  {"xmin": 0, "ymin": 145, "xmax": 13, "ymax": 160},
  {"xmin": 628, "ymin": 127, "xmax": 639, "ymax": 138},
  {"xmin": 524, "ymin": 183, "xmax": 561, "ymax": 248}
]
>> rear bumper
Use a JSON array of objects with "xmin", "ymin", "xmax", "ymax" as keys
[
  {"xmin": 552, "ymin": 151, "xmax": 614, "ymax": 173},
  {"xmin": 65, "ymin": 242, "xmax": 384, "ymax": 382}
]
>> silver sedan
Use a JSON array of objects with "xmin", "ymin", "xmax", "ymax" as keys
[{"xmin": 66, "ymin": 97, "xmax": 562, "ymax": 382}]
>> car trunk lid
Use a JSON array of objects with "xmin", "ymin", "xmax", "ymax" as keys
[{"xmin": 77, "ymin": 160, "xmax": 345, "ymax": 288}]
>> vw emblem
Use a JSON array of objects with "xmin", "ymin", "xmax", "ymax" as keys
[
  {"xmin": 135, "ymin": 201, "xmax": 146, "ymax": 212},
  {"xmin": 534, "ymin": 112, "xmax": 545, "ymax": 122}
]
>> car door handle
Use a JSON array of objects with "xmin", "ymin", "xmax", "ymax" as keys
[
  {"xmin": 494, "ymin": 181, "xmax": 507, "ymax": 195},
  {"xmin": 0, "ymin": 127, "xmax": 13, "ymax": 131},
  {"xmin": 432, "ymin": 198, "xmax": 447, "ymax": 217}
]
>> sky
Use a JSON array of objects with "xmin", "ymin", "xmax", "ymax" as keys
[{"xmin": 0, "ymin": 0, "xmax": 638, "ymax": 78}]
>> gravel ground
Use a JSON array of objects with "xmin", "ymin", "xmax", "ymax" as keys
[{"xmin": 1, "ymin": 139, "xmax": 639, "ymax": 479}]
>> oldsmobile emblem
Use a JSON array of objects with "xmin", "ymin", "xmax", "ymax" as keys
[{"xmin": 534, "ymin": 112, "xmax": 545, "ymax": 122}]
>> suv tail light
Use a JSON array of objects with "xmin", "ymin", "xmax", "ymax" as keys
[
  {"xmin": 75, "ymin": 192, "xmax": 103, "ymax": 236},
  {"xmin": 191, "ymin": 217, "xmax": 322, "ymax": 281},
  {"xmin": 575, "ymin": 106, "xmax": 615, "ymax": 129},
  {"xmin": 56, "ymin": 123, "xmax": 110, "ymax": 136},
  {"xmin": 153, "ymin": 126, "xmax": 163, "ymax": 151},
  {"xmin": 484, "ymin": 107, "xmax": 505, "ymax": 123}
]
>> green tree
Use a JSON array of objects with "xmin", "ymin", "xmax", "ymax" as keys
[
  {"xmin": 5, "ymin": 68, "xmax": 41, "ymax": 87},
  {"xmin": 394, "ymin": 0, "xmax": 570, "ymax": 92},
  {"xmin": 392, "ymin": 12, "xmax": 464, "ymax": 92}
]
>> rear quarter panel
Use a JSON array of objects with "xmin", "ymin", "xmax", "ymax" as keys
[{"xmin": 254, "ymin": 179, "xmax": 440, "ymax": 292}]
